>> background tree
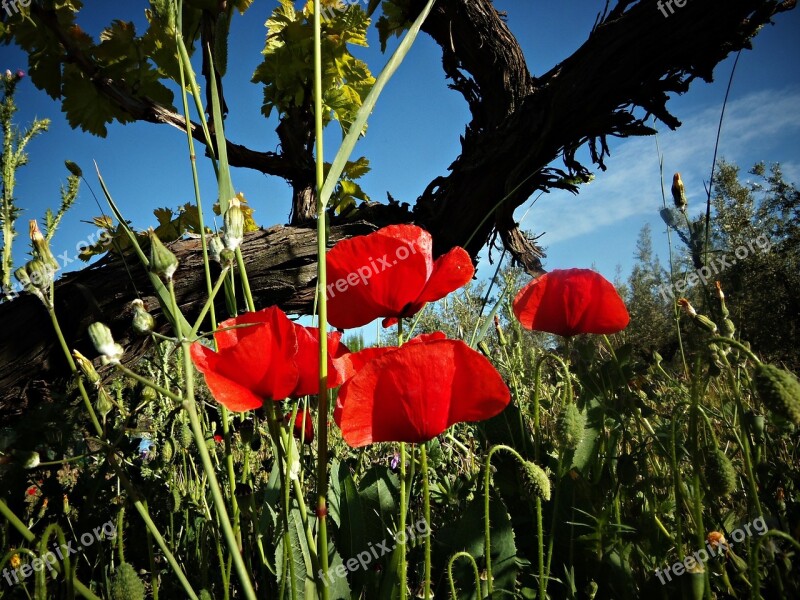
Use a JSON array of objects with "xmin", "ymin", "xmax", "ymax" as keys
[{"xmin": 0, "ymin": 0, "xmax": 796, "ymax": 406}]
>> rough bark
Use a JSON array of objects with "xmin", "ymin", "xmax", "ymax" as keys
[{"xmin": 0, "ymin": 222, "xmax": 379, "ymax": 417}]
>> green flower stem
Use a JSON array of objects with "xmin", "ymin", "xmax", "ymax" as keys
[
  {"xmin": 670, "ymin": 414, "xmax": 685, "ymax": 558},
  {"xmin": 447, "ymin": 551, "xmax": 481, "ymax": 599},
  {"xmin": 115, "ymin": 364, "xmax": 183, "ymax": 404},
  {"xmin": 312, "ymin": 3, "xmax": 331, "ymax": 598},
  {"xmin": 0, "ymin": 500, "xmax": 100, "ymax": 600},
  {"xmin": 420, "ymin": 443, "xmax": 431, "ymax": 599},
  {"xmin": 399, "ymin": 442, "xmax": 409, "ymax": 600},
  {"xmin": 177, "ymin": 52, "xmax": 217, "ymax": 332},
  {"xmin": 235, "ymin": 248, "xmax": 256, "ymax": 313},
  {"xmin": 484, "ymin": 444, "xmax": 528, "ymax": 595},
  {"xmin": 182, "ymin": 341, "xmax": 256, "ymax": 600},
  {"xmin": 190, "ymin": 265, "xmax": 231, "ymax": 338},
  {"xmin": 707, "ymin": 337, "xmax": 761, "ymax": 364},
  {"xmin": 688, "ymin": 362, "xmax": 711, "ymax": 600}
]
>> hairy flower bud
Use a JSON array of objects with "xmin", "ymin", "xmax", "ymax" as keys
[
  {"xmin": 520, "ymin": 460, "xmax": 551, "ymax": 501},
  {"xmin": 208, "ymin": 234, "xmax": 225, "ymax": 264},
  {"xmin": 678, "ymin": 299, "xmax": 718, "ymax": 334},
  {"xmin": 130, "ymin": 299, "xmax": 156, "ymax": 335},
  {"xmin": 148, "ymin": 229, "xmax": 178, "ymax": 281},
  {"xmin": 222, "ymin": 196, "xmax": 245, "ymax": 251},
  {"xmin": 111, "ymin": 563, "xmax": 145, "ymax": 600},
  {"xmin": 65, "ymin": 160, "xmax": 83, "ymax": 178},
  {"xmin": 704, "ymin": 447, "xmax": 737, "ymax": 498},
  {"xmin": 753, "ymin": 363, "xmax": 800, "ymax": 426},
  {"xmin": 88, "ymin": 322, "xmax": 124, "ymax": 364},
  {"xmin": 29, "ymin": 220, "xmax": 59, "ymax": 271},
  {"xmin": 556, "ymin": 403, "xmax": 586, "ymax": 450}
]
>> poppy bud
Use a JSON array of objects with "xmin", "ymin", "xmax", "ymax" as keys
[
  {"xmin": 520, "ymin": 460, "xmax": 551, "ymax": 501},
  {"xmin": 753, "ymin": 363, "xmax": 800, "ymax": 426},
  {"xmin": 110, "ymin": 563, "xmax": 145, "ymax": 600},
  {"xmin": 29, "ymin": 220, "xmax": 59, "ymax": 271},
  {"xmin": 14, "ymin": 266, "xmax": 32, "ymax": 291},
  {"xmin": 148, "ymin": 229, "xmax": 179, "ymax": 281},
  {"xmin": 671, "ymin": 172, "xmax": 687, "ymax": 211},
  {"xmin": 131, "ymin": 299, "xmax": 156, "ymax": 335},
  {"xmin": 160, "ymin": 439, "xmax": 175, "ymax": 464},
  {"xmin": 222, "ymin": 197, "xmax": 245, "ymax": 252},
  {"xmin": 556, "ymin": 403, "xmax": 585, "ymax": 450},
  {"xmin": 9, "ymin": 450, "xmax": 41, "ymax": 469},
  {"xmin": 65, "ymin": 160, "xmax": 83, "ymax": 178},
  {"xmin": 704, "ymin": 447, "xmax": 737, "ymax": 498},
  {"xmin": 180, "ymin": 424, "xmax": 193, "ymax": 449},
  {"xmin": 87, "ymin": 322, "xmax": 124, "ymax": 364},
  {"xmin": 170, "ymin": 487, "xmax": 182, "ymax": 513},
  {"xmin": 73, "ymin": 349, "xmax": 101, "ymax": 386}
]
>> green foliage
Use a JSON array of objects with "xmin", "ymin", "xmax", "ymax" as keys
[
  {"xmin": 252, "ymin": 0, "xmax": 375, "ymax": 135},
  {"xmin": 376, "ymin": 0, "xmax": 412, "ymax": 52}
]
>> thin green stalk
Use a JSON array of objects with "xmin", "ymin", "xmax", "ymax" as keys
[
  {"xmin": 182, "ymin": 346, "xmax": 256, "ymax": 599},
  {"xmin": 420, "ymin": 443, "xmax": 431, "ymax": 599},
  {"xmin": 399, "ymin": 441, "xmax": 408, "ymax": 600},
  {"xmin": 483, "ymin": 443, "xmax": 530, "ymax": 595},
  {"xmin": 447, "ymin": 551, "xmax": 481, "ymax": 599}
]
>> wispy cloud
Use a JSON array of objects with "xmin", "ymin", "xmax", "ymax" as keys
[{"xmin": 521, "ymin": 86, "xmax": 800, "ymax": 246}]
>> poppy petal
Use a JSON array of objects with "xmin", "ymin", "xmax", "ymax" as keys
[
  {"xmin": 291, "ymin": 325, "xmax": 351, "ymax": 397},
  {"xmin": 190, "ymin": 343, "xmax": 266, "ymax": 411},
  {"xmin": 334, "ymin": 337, "xmax": 509, "ymax": 447},
  {"xmin": 513, "ymin": 269, "xmax": 630, "ymax": 336},
  {"xmin": 327, "ymin": 225, "xmax": 432, "ymax": 329},
  {"xmin": 415, "ymin": 246, "xmax": 475, "ymax": 306}
]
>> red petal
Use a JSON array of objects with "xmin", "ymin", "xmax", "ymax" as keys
[
  {"xmin": 291, "ymin": 325, "xmax": 351, "ymax": 397},
  {"xmin": 334, "ymin": 338, "xmax": 509, "ymax": 447},
  {"xmin": 415, "ymin": 246, "xmax": 474, "ymax": 305},
  {"xmin": 190, "ymin": 307, "xmax": 300, "ymax": 410},
  {"xmin": 326, "ymin": 225, "xmax": 433, "ymax": 329},
  {"xmin": 513, "ymin": 269, "xmax": 630, "ymax": 336}
]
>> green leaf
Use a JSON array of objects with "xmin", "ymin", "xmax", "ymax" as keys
[
  {"xmin": 434, "ymin": 494, "xmax": 518, "ymax": 600},
  {"xmin": 376, "ymin": 0, "xmax": 413, "ymax": 53},
  {"xmin": 275, "ymin": 508, "xmax": 316, "ymax": 600},
  {"xmin": 329, "ymin": 460, "xmax": 368, "ymax": 594}
]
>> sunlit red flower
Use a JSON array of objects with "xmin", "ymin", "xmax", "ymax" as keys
[
  {"xmin": 291, "ymin": 324, "xmax": 352, "ymax": 397},
  {"xmin": 512, "ymin": 268, "xmax": 629, "ymax": 337},
  {"xmin": 190, "ymin": 307, "xmax": 299, "ymax": 411},
  {"xmin": 285, "ymin": 409, "xmax": 314, "ymax": 444},
  {"xmin": 191, "ymin": 307, "xmax": 352, "ymax": 412},
  {"xmin": 326, "ymin": 225, "xmax": 474, "ymax": 329},
  {"xmin": 333, "ymin": 332, "xmax": 510, "ymax": 447}
]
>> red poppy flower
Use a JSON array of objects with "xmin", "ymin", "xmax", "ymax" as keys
[
  {"xmin": 512, "ymin": 268, "xmax": 630, "ymax": 337},
  {"xmin": 333, "ymin": 332, "xmax": 510, "ymax": 447},
  {"xmin": 191, "ymin": 307, "xmax": 353, "ymax": 411},
  {"xmin": 213, "ymin": 434, "xmax": 223, "ymax": 444},
  {"xmin": 326, "ymin": 225, "xmax": 474, "ymax": 329},
  {"xmin": 284, "ymin": 409, "xmax": 314, "ymax": 444},
  {"xmin": 291, "ymin": 325, "xmax": 352, "ymax": 397}
]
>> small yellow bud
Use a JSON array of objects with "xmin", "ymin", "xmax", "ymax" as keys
[
  {"xmin": 29, "ymin": 220, "xmax": 59, "ymax": 271},
  {"xmin": 73, "ymin": 349, "xmax": 101, "ymax": 386},
  {"xmin": 671, "ymin": 173, "xmax": 687, "ymax": 211}
]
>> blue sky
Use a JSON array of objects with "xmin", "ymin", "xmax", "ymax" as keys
[{"xmin": 2, "ymin": 0, "xmax": 799, "ymax": 290}]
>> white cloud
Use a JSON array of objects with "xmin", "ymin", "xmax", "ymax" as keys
[{"xmin": 520, "ymin": 86, "xmax": 800, "ymax": 246}]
